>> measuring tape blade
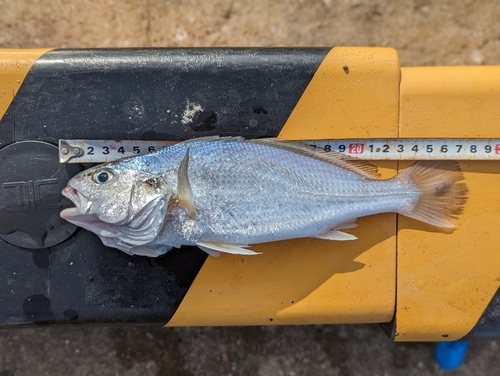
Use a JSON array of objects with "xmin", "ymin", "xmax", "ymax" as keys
[
  {"xmin": 59, "ymin": 138, "xmax": 500, "ymax": 163},
  {"xmin": 59, "ymin": 139, "xmax": 178, "ymax": 163}
]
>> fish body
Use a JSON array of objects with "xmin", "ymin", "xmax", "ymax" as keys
[{"xmin": 61, "ymin": 137, "xmax": 467, "ymax": 257}]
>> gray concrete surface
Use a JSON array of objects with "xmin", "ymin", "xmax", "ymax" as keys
[
  {"xmin": 1, "ymin": 0, "xmax": 500, "ymax": 66},
  {"xmin": 0, "ymin": 325, "xmax": 499, "ymax": 375},
  {"xmin": 1, "ymin": 0, "xmax": 500, "ymax": 375}
]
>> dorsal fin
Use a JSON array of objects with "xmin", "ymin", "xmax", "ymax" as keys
[
  {"xmin": 176, "ymin": 136, "xmax": 380, "ymax": 179},
  {"xmin": 179, "ymin": 136, "xmax": 245, "ymax": 144},
  {"xmin": 249, "ymin": 138, "xmax": 380, "ymax": 179}
]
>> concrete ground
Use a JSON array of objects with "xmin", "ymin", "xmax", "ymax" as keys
[
  {"xmin": 1, "ymin": 0, "xmax": 500, "ymax": 375},
  {"xmin": 0, "ymin": 325, "xmax": 498, "ymax": 376}
]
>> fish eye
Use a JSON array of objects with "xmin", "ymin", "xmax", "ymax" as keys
[{"xmin": 93, "ymin": 170, "xmax": 114, "ymax": 184}]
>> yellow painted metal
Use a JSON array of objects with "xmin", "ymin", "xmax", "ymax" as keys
[
  {"xmin": 167, "ymin": 213, "xmax": 397, "ymax": 326},
  {"xmin": 278, "ymin": 47, "xmax": 400, "ymax": 140},
  {"xmin": 167, "ymin": 47, "xmax": 400, "ymax": 326},
  {"xmin": 0, "ymin": 49, "xmax": 53, "ymax": 121},
  {"xmin": 395, "ymin": 67, "xmax": 500, "ymax": 341},
  {"xmin": 3, "ymin": 48, "xmax": 497, "ymax": 336}
]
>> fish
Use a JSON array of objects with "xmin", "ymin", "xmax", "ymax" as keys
[{"xmin": 61, "ymin": 137, "xmax": 468, "ymax": 258}]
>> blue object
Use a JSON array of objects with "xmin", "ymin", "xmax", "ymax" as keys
[{"xmin": 435, "ymin": 341, "xmax": 470, "ymax": 370}]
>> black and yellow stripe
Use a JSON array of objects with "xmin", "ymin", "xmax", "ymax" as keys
[
  {"xmin": 0, "ymin": 48, "xmax": 54, "ymax": 122},
  {"xmin": 0, "ymin": 47, "xmax": 499, "ymax": 340}
]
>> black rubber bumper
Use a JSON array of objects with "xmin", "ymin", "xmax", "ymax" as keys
[{"xmin": 0, "ymin": 48, "xmax": 327, "ymax": 326}]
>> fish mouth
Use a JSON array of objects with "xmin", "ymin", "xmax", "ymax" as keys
[{"xmin": 61, "ymin": 186, "xmax": 93, "ymax": 221}]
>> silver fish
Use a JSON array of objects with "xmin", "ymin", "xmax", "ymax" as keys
[{"xmin": 61, "ymin": 137, "xmax": 467, "ymax": 257}]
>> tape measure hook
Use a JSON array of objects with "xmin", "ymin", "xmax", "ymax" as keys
[{"xmin": 59, "ymin": 140, "xmax": 84, "ymax": 163}]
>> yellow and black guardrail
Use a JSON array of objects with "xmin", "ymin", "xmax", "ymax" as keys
[{"xmin": 0, "ymin": 47, "xmax": 498, "ymax": 341}]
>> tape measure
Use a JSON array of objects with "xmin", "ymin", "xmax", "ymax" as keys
[{"xmin": 59, "ymin": 138, "xmax": 500, "ymax": 164}]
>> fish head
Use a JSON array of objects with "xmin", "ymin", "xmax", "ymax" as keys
[{"xmin": 61, "ymin": 159, "xmax": 173, "ymax": 249}]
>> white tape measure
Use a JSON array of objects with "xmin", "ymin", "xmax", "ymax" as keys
[{"xmin": 59, "ymin": 138, "xmax": 500, "ymax": 163}]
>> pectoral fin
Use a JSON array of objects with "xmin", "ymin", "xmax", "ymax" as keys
[
  {"xmin": 196, "ymin": 241, "xmax": 262, "ymax": 256},
  {"xmin": 177, "ymin": 147, "xmax": 196, "ymax": 217},
  {"xmin": 315, "ymin": 230, "xmax": 358, "ymax": 241}
]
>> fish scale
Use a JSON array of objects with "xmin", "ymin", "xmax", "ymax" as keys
[
  {"xmin": 61, "ymin": 137, "xmax": 467, "ymax": 257},
  {"xmin": 151, "ymin": 139, "xmax": 415, "ymax": 245}
]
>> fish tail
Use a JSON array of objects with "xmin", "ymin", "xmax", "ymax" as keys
[{"xmin": 395, "ymin": 161, "xmax": 468, "ymax": 228}]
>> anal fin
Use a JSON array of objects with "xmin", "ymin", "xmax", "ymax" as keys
[
  {"xmin": 334, "ymin": 220, "xmax": 358, "ymax": 230},
  {"xmin": 315, "ymin": 230, "xmax": 358, "ymax": 241}
]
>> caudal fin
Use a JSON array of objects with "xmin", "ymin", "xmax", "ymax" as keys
[{"xmin": 395, "ymin": 161, "xmax": 468, "ymax": 228}]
